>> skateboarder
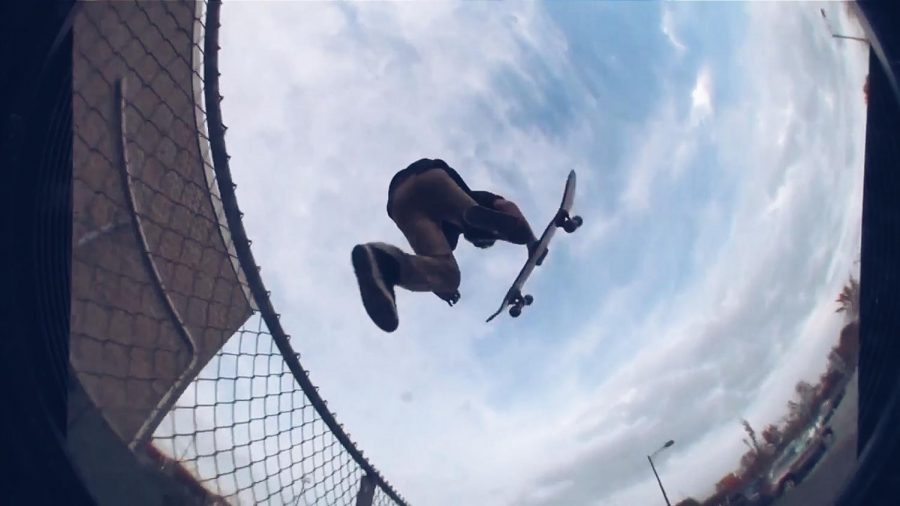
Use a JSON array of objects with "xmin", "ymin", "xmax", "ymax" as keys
[{"xmin": 352, "ymin": 158, "xmax": 539, "ymax": 332}]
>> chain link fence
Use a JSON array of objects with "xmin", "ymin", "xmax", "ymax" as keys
[{"xmin": 69, "ymin": 1, "xmax": 406, "ymax": 504}]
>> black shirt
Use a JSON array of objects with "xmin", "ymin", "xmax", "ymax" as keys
[{"xmin": 387, "ymin": 158, "xmax": 501, "ymax": 250}]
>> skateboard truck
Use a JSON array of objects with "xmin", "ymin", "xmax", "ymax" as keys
[
  {"xmin": 509, "ymin": 210, "xmax": 582, "ymax": 317},
  {"xmin": 554, "ymin": 209, "xmax": 583, "ymax": 234},
  {"xmin": 506, "ymin": 289, "xmax": 534, "ymax": 318},
  {"xmin": 437, "ymin": 290, "xmax": 461, "ymax": 306}
]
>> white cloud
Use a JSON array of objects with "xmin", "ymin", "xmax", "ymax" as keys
[
  {"xmin": 617, "ymin": 65, "xmax": 713, "ymax": 217},
  {"xmin": 690, "ymin": 67, "xmax": 714, "ymax": 125},
  {"xmin": 518, "ymin": 4, "xmax": 868, "ymax": 504},
  {"xmin": 662, "ymin": 8, "xmax": 687, "ymax": 54},
  {"xmin": 618, "ymin": 99, "xmax": 702, "ymax": 215},
  {"xmin": 210, "ymin": 2, "xmax": 870, "ymax": 505}
]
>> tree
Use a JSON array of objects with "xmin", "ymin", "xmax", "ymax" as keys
[
  {"xmin": 831, "ymin": 275, "xmax": 861, "ymax": 373},
  {"xmin": 740, "ymin": 450, "xmax": 759, "ymax": 474},
  {"xmin": 785, "ymin": 399, "xmax": 800, "ymax": 422},
  {"xmin": 761, "ymin": 424, "xmax": 782, "ymax": 448},
  {"xmin": 794, "ymin": 381, "xmax": 817, "ymax": 419},
  {"xmin": 781, "ymin": 411, "xmax": 806, "ymax": 442},
  {"xmin": 780, "ymin": 381, "xmax": 818, "ymax": 441},
  {"xmin": 796, "ymin": 380, "xmax": 816, "ymax": 400},
  {"xmin": 819, "ymin": 368, "xmax": 843, "ymax": 401},
  {"xmin": 835, "ymin": 275, "xmax": 860, "ymax": 321},
  {"xmin": 863, "ymin": 74, "xmax": 869, "ymax": 105},
  {"xmin": 828, "ymin": 346, "xmax": 849, "ymax": 375},
  {"xmin": 741, "ymin": 419, "xmax": 761, "ymax": 453},
  {"xmin": 715, "ymin": 473, "xmax": 743, "ymax": 494},
  {"xmin": 784, "ymin": 380, "xmax": 818, "ymax": 426},
  {"xmin": 836, "ymin": 320, "xmax": 861, "ymax": 366}
]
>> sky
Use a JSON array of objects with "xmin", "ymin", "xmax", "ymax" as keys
[{"xmin": 196, "ymin": 2, "xmax": 871, "ymax": 505}]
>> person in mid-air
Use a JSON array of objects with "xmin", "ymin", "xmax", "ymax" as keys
[{"xmin": 352, "ymin": 158, "xmax": 539, "ymax": 332}]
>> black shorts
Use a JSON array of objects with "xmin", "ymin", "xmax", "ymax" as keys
[
  {"xmin": 386, "ymin": 159, "xmax": 503, "ymax": 250},
  {"xmin": 386, "ymin": 158, "xmax": 500, "ymax": 219}
]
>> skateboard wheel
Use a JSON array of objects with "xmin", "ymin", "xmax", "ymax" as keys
[
  {"xmin": 524, "ymin": 294, "xmax": 533, "ymax": 305},
  {"xmin": 510, "ymin": 306, "xmax": 522, "ymax": 317},
  {"xmin": 564, "ymin": 215, "xmax": 582, "ymax": 233}
]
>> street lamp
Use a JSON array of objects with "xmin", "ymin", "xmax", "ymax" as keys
[
  {"xmin": 647, "ymin": 440, "xmax": 675, "ymax": 506},
  {"xmin": 820, "ymin": 9, "xmax": 868, "ymax": 43}
]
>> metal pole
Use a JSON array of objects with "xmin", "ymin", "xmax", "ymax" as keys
[
  {"xmin": 355, "ymin": 474, "xmax": 376, "ymax": 506},
  {"xmin": 833, "ymin": 34, "xmax": 869, "ymax": 43},
  {"xmin": 647, "ymin": 455, "xmax": 672, "ymax": 506},
  {"xmin": 820, "ymin": 9, "xmax": 868, "ymax": 44}
]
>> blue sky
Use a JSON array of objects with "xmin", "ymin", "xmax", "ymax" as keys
[{"xmin": 204, "ymin": 2, "xmax": 870, "ymax": 504}]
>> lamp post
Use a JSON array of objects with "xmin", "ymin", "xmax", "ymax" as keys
[
  {"xmin": 647, "ymin": 440, "xmax": 675, "ymax": 506},
  {"xmin": 819, "ymin": 9, "xmax": 868, "ymax": 43}
]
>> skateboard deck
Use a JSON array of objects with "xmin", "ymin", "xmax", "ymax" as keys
[{"xmin": 486, "ymin": 170, "xmax": 581, "ymax": 322}]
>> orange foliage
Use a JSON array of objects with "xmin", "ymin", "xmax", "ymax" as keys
[{"xmin": 715, "ymin": 472, "xmax": 743, "ymax": 494}]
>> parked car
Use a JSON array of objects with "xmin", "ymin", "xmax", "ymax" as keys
[
  {"xmin": 817, "ymin": 395, "xmax": 843, "ymax": 429},
  {"xmin": 765, "ymin": 425, "xmax": 832, "ymax": 497},
  {"xmin": 815, "ymin": 416, "xmax": 836, "ymax": 446}
]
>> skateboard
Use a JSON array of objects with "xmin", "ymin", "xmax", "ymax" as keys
[{"xmin": 486, "ymin": 170, "xmax": 581, "ymax": 322}]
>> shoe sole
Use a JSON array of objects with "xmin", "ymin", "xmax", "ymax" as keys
[{"xmin": 352, "ymin": 245, "xmax": 399, "ymax": 332}]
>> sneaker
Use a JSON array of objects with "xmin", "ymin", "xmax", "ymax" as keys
[{"xmin": 351, "ymin": 243, "xmax": 400, "ymax": 332}]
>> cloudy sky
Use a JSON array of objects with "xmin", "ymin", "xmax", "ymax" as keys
[{"xmin": 211, "ymin": 2, "xmax": 869, "ymax": 504}]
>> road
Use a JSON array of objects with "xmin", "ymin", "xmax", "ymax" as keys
[{"xmin": 773, "ymin": 372, "xmax": 858, "ymax": 506}]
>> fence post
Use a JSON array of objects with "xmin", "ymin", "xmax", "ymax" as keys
[{"xmin": 355, "ymin": 474, "xmax": 376, "ymax": 506}]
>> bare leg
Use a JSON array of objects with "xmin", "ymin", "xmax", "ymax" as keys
[
  {"xmin": 395, "ymin": 168, "xmax": 537, "ymax": 246},
  {"xmin": 351, "ymin": 237, "xmax": 459, "ymax": 333},
  {"xmin": 388, "ymin": 169, "xmax": 478, "ymax": 294},
  {"xmin": 390, "ymin": 168, "xmax": 480, "ymax": 228},
  {"xmin": 387, "ymin": 217, "xmax": 461, "ymax": 294}
]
